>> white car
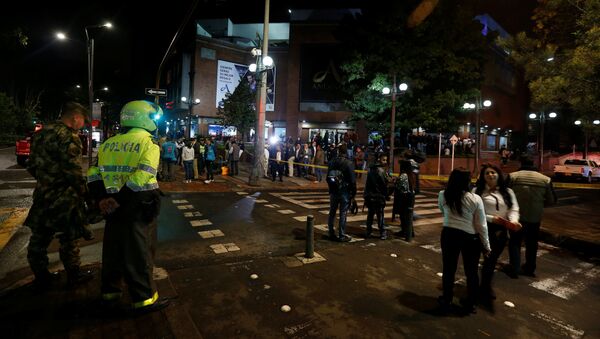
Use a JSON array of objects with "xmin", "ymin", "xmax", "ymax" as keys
[{"xmin": 553, "ymin": 159, "xmax": 600, "ymax": 183}]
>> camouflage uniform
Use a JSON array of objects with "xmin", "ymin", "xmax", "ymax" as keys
[{"xmin": 25, "ymin": 121, "xmax": 88, "ymax": 278}]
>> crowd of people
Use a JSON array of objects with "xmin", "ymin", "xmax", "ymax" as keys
[{"xmin": 24, "ymin": 99, "xmax": 557, "ymax": 319}]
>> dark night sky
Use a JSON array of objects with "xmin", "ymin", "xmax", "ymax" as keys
[{"xmin": 3, "ymin": 0, "xmax": 537, "ymax": 116}]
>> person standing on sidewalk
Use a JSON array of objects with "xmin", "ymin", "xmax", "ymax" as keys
[
  {"xmin": 507, "ymin": 157, "xmax": 556, "ymax": 277},
  {"xmin": 204, "ymin": 139, "xmax": 216, "ymax": 183},
  {"xmin": 182, "ymin": 139, "xmax": 195, "ymax": 183},
  {"xmin": 437, "ymin": 168, "xmax": 491, "ymax": 314},
  {"xmin": 326, "ymin": 144, "xmax": 356, "ymax": 242},
  {"xmin": 313, "ymin": 144, "xmax": 325, "ymax": 183},
  {"xmin": 87, "ymin": 100, "xmax": 169, "ymax": 313},
  {"xmin": 474, "ymin": 164, "xmax": 520, "ymax": 300},
  {"xmin": 229, "ymin": 139, "xmax": 240, "ymax": 176},
  {"xmin": 25, "ymin": 102, "xmax": 94, "ymax": 290},
  {"xmin": 364, "ymin": 155, "xmax": 391, "ymax": 240},
  {"xmin": 160, "ymin": 137, "xmax": 177, "ymax": 181}
]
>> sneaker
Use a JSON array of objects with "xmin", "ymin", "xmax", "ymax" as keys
[
  {"xmin": 380, "ymin": 234, "xmax": 387, "ymax": 240},
  {"xmin": 338, "ymin": 235, "xmax": 352, "ymax": 242},
  {"xmin": 328, "ymin": 233, "xmax": 339, "ymax": 241},
  {"xmin": 204, "ymin": 180, "xmax": 210, "ymax": 184}
]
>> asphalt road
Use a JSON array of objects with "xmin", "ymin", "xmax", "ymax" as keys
[{"xmin": 0, "ymin": 146, "xmax": 599, "ymax": 338}]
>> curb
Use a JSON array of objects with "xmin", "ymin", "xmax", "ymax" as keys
[{"xmin": 538, "ymin": 229, "xmax": 600, "ymax": 259}]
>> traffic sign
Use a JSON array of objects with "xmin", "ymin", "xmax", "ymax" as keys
[
  {"xmin": 145, "ymin": 88, "xmax": 167, "ymax": 96},
  {"xmin": 450, "ymin": 135, "xmax": 458, "ymax": 145}
]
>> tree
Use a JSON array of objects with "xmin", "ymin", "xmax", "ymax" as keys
[
  {"xmin": 217, "ymin": 79, "xmax": 256, "ymax": 141},
  {"xmin": 497, "ymin": 0, "xmax": 600, "ymax": 157},
  {"xmin": 338, "ymin": 0, "xmax": 489, "ymax": 137}
]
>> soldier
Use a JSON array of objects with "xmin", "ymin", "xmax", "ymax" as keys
[
  {"xmin": 87, "ymin": 100, "xmax": 170, "ymax": 314},
  {"xmin": 25, "ymin": 101, "xmax": 94, "ymax": 290},
  {"xmin": 364, "ymin": 155, "xmax": 392, "ymax": 240}
]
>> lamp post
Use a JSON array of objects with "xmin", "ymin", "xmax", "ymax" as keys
[
  {"xmin": 529, "ymin": 111, "xmax": 557, "ymax": 170},
  {"xmin": 382, "ymin": 78, "xmax": 408, "ymax": 169},
  {"xmin": 85, "ymin": 22, "xmax": 112, "ymax": 166},
  {"xmin": 249, "ymin": 0, "xmax": 272, "ymax": 186},
  {"xmin": 181, "ymin": 96, "xmax": 200, "ymax": 138},
  {"xmin": 574, "ymin": 119, "xmax": 600, "ymax": 160},
  {"xmin": 463, "ymin": 98, "xmax": 492, "ymax": 172}
]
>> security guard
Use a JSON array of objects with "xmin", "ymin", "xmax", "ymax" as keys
[{"xmin": 87, "ymin": 100, "xmax": 169, "ymax": 313}]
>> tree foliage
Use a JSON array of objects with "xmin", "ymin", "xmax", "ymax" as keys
[
  {"xmin": 498, "ymin": 0, "xmax": 600, "ymax": 123},
  {"xmin": 217, "ymin": 79, "xmax": 256, "ymax": 140},
  {"xmin": 338, "ymin": 0, "xmax": 488, "ymax": 135}
]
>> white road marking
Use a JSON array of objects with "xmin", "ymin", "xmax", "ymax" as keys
[
  {"xmin": 198, "ymin": 230, "xmax": 225, "ymax": 238},
  {"xmin": 172, "ymin": 199, "xmax": 189, "ymax": 204},
  {"xmin": 254, "ymin": 199, "xmax": 268, "ymax": 203},
  {"xmin": 278, "ymin": 209, "xmax": 296, "ymax": 214},
  {"xmin": 236, "ymin": 191, "xmax": 248, "ymax": 195},
  {"xmin": 420, "ymin": 244, "xmax": 442, "ymax": 254},
  {"xmin": 190, "ymin": 219, "xmax": 212, "ymax": 227},
  {"xmin": 530, "ymin": 311, "xmax": 585, "ymax": 338},
  {"xmin": 529, "ymin": 262, "xmax": 599, "ymax": 300},
  {"xmin": 177, "ymin": 204, "xmax": 194, "ymax": 210},
  {"xmin": 184, "ymin": 212, "xmax": 203, "ymax": 218}
]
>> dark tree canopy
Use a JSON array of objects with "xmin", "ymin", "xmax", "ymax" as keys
[{"xmin": 337, "ymin": 0, "xmax": 489, "ymax": 135}]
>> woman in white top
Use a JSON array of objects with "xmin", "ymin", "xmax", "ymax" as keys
[
  {"xmin": 438, "ymin": 168, "xmax": 491, "ymax": 314},
  {"xmin": 473, "ymin": 164, "xmax": 520, "ymax": 300},
  {"xmin": 182, "ymin": 140, "xmax": 195, "ymax": 183}
]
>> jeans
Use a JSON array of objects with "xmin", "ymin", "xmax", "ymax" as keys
[
  {"xmin": 440, "ymin": 227, "xmax": 481, "ymax": 306},
  {"xmin": 161, "ymin": 159, "xmax": 175, "ymax": 181},
  {"xmin": 328, "ymin": 192, "xmax": 350, "ymax": 238},
  {"xmin": 366, "ymin": 201, "xmax": 385, "ymax": 236},
  {"xmin": 205, "ymin": 160, "xmax": 214, "ymax": 180},
  {"xmin": 315, "ymin": 167, "xmax": 322, "ymax": 182},
  {"xmin": 230, "ymin": 160, "xmax": 239, "ymax": 176},
  {"xmin": 481, "ymin": 223, "xmax": 507, "ymax": 288},
  {"xmin": 183, "ymin": 160, "xmax": 194, "ymax": 180},
  {"xmin": 509, "ymin": 221, "xmax": 541, "ymax": 273}
]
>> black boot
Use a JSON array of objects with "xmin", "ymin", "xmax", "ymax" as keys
[
  {"xmin": 32, "ymin": 270, "xmax": 60, "ymax": 292},
  {"xmin": 66, "ymin": 267, "xmax": 94, "ymax": 288}
]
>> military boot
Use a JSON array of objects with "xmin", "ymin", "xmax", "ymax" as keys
[
  {"xmin": 32, "ymin": 270, "xmax": 60, "ymax": 292},
  {"xmin": 66, "ymin": 267, "xmax": 94, "ymax": 288}
]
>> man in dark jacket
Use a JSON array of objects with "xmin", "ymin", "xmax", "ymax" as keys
[
  {"xmin": 326, "ymin": 145, "xmax": 356, "ymax": 242},
  {"xmin": 364, "ymin": 155, "xmax": 392, "ymax": 239}
]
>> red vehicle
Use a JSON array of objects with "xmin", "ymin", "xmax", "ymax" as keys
[{"xmin": 15, "ymin": 124, "xmax": 42, "ymax": 167}]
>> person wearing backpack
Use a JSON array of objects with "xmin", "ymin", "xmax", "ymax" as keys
[
  {"xmin": 204, "ymin": 139, "xmax": 216, "ymax": 183},
  {"xmin": 364, "ymin": 155, "xmax": 392, "ymax": 240},
  {"xmin": 392, "ymin": 160, "xmax": 417, "ymax": 241},
  {"xmin": 326, "ymin": 144, "xmax": 356, "ymax": 242}
]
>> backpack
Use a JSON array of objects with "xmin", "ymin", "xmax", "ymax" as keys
[
  {"xmin": 327, "ymin": 169, "xmax": 346, "ymax": 194},
  {"xmin": 395, "ymin": 173, "xmax": 411, "ymax": 194}
]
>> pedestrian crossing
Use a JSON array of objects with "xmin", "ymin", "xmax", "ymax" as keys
[{"xmin": 270, "ymin": 190, "xmax": 444, "ymax": 227}]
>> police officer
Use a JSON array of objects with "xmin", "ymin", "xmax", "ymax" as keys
[
  {"xmin": 25, "ymin": 102, "xmax": 94, "ymax": 290},
  {"xmin": 87, "ymin": 100, "xmax": 169, "ymax": 313},
  {"xmin": 364, "ymin": 155, "xmax": 392, "ymax": 239},
  {"xmin": 326, "ymin": 144, "xmax": 356, "ymax": 242}
]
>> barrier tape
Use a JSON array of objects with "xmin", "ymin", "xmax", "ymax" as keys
[{"xmin": 261, "ymin": 157, "xmax": 599, "ymax": 189}]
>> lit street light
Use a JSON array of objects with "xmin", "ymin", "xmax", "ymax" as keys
[
  {"xmin": 529, "ymin": 111, "xmax": 557, "ymax": 170},
  {"xmin": 382, "ymin": 77, "xmax": 408, "ymax": 168},
  {"xmin": 248, "ymin": 0, "xmax": 274, "ymax": 186},
  {"xmin": 463, "ymin": 97, "xmax": 492, "ymax": 172},
  {"xmin": 573, "ymin": 118, "xmax": 599, "ymax": 159},
  {"xmin": 85, "ymin": 21, "xmax": 113, "ymax": 166},
  {"xmin": 181, "ymin": 96, "xmax": 200, "ymax": 138}
]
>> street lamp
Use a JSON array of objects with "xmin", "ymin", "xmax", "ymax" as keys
[
  {"xmin": 573, "ymin": 118, "xmax": 600, "ymax": 159},
  {"xmin": 529, "ymin": 111, "xmax": 557, "ymax": 170},
  {"xmin": 85, "ymin": 21, "xmax": 112, "ymax": 166},
  {"xmin": 463, "ymin": 97, "xmax": 492, "ymax": 172},
  {"xmin": 248, "ymin": 0, "xmax": 273, "ymax": 186},
  {"xmin": 382, "ymin": 77, "xmax": 408, "ymax": 168},
  {"xmin": 181, "ymin": 96, "xmax": 200, "ymax": 138}
]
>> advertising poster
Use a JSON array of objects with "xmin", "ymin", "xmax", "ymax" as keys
[
  {"xmin": 300, "ymin": 44, "xmax": 344, "ymax": 102},
  {"xmin": 217, "ymin": 59, "xmax": 275, "ymax": 111}
]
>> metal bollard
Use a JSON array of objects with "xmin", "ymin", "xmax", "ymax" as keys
[{"xmin": 305, "ymin": 215, "xmax": 314, "ymax": 259}]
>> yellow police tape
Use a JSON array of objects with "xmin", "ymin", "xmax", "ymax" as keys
[{"xmin": 269, "ymin": 158, "xmax": 600, "ymax": 189}]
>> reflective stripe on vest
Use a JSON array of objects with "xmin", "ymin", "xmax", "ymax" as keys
[
  {"xmin": 126, "ymin": 181, "xmax": 159, "ymax": 192},
  {"xmin": 87, "ymin": 174, "xmax": 102, "ymax": 183},
  {"xmin": 102, "ymin": 292, "xmax": 122, "ymax": 301}
]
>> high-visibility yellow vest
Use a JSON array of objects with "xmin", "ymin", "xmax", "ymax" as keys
[{"xmin": 87, "ymin": 128, "xmax": 159, "ymax": 193}]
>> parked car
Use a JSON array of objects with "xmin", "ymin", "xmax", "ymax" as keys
[
  {"xmin": 553, "ymin": 159, "xmax": 600, "ymax": 183},
  {"xmin": 14, "ymin": 124, "xmax": 43, "ymax": 167}
]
